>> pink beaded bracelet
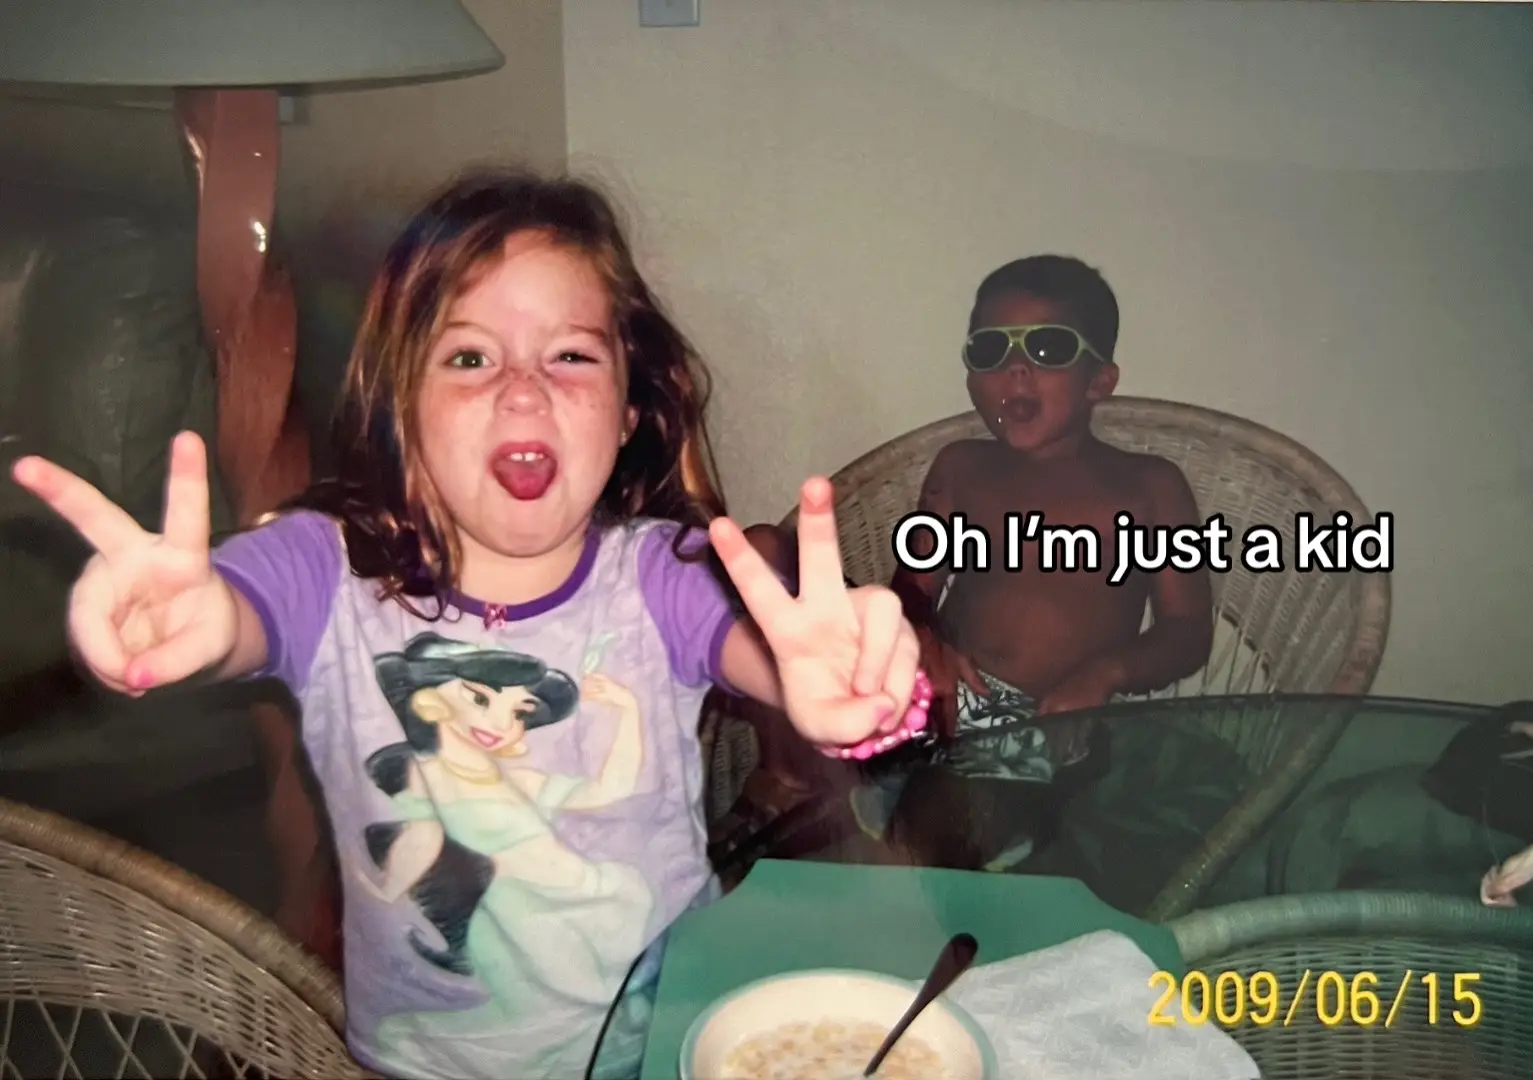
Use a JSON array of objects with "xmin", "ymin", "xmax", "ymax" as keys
[{"xmin": 819, "ymin": 668, "xmax": 933, "ymax": 761}]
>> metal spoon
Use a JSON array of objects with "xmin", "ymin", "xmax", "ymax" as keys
[{"xmin": 863, "ymin": 933, "xmax": 979, "ymax": 1077}]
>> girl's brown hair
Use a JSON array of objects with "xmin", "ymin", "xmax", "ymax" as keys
[{"xmin": 290, "ymin": 167, "xmax": 727, "ymax": 615}]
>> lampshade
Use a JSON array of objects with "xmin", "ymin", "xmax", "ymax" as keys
[{"xmin": 0, "ymin": 0, "xmax": 503, "ymax": 89}]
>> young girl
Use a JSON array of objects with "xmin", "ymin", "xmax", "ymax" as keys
[{"xmin": 10, "ymin": 170, "xmax": 929, "ymax": 1080}]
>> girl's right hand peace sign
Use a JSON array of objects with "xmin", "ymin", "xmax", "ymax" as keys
[{"xmin": 9, "ymin": 431, "xmax": 239, "ymax": 695}]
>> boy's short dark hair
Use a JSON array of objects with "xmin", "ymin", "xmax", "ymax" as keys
[{"xmin": 971, "ymin": 255, "xmax": 1119, "ymax": 362}]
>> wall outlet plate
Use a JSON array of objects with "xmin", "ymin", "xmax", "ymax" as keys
[{"xmin": 639, "ymin": 0, "xmax": 699, "ymax": 28}]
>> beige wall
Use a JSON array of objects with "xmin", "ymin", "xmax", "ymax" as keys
[
  {"xmin": 280, "ymin": 0, "xmax": 566, "ymax": 242},
  {"xmin": 565, "ymin": 0, "xmax": 1533, "ymax": 704}
]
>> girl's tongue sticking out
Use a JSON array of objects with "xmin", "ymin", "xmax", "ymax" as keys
[{"xmin": 491, "ymin": 443, "xmax": 559, "ymax": 501}]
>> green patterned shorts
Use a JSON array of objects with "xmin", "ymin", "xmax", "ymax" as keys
[{"xmin": 934, "ymin": 670, "xmax": 1094, "ymax": 783}]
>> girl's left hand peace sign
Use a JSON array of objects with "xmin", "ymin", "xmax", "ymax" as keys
[{"xmin": 710, "ymin": 477, "xmax": 922, "ymax": 747}]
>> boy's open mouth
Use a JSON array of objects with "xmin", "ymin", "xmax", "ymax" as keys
[
  {"xmin": 491, "ymin": 441, "xmax": 559, "ymax": 501},
  {"xmin": 1000, "ymin": 396, "xmax": 1041, "ymax": 423}
]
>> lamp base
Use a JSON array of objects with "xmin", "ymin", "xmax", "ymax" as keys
[
  {"xmin": 175, "ymin": 88, "xmax": 329, "ymax": 965},
  {"xmin": 173, "ymin": 87, "xmax": 310, "ymax": 527}
]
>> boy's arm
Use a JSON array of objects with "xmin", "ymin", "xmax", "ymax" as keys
[
  {"xmin": 1116, "ymin": 460, "xmax": 1215, "ymax": 691},
  {"xmin": 889, "ymin": 445, "xmax": 961, "ymax": 627},
  {"xmin": 886, "ymin": 445, "xmax": 990, "ymax": 736},
  {"xmin": 1040, "ymin": 460, "xmax": 1213, "ymax": 713}
]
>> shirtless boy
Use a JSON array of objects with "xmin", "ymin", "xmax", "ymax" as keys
[
  {"xmin": 717, "ymin": 257, "xmax": 1214, "ymax": 868},
  {"xmin": 870, "ymin": 255, "xmax": 1215, "ymax": 859}
]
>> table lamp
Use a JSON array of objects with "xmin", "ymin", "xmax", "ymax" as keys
[{"xmin": 0, "ymin": 1, "xmax": 504, "ymax": 525}]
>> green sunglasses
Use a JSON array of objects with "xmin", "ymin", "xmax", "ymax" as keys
[{"xmin": 962, "ymin": 324, "xmax": 1104, "ymax": 373}]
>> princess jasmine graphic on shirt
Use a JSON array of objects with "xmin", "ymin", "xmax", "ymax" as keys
[{"xmin": 353, "ymin": 632, "xmax": 654, "ymax": 1071}]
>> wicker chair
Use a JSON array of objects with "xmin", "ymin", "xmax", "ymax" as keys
[
  {"xmin": 0, "ymin": 795, "xmax": 373, "ymax": 1079},
  {"xmin": 704, "ymin": 397, "xmax": 1392, "ymax": 918},
  {"xmin": 1168, "ymin": 891, "xmax": 1533, "ymax": 1079}
]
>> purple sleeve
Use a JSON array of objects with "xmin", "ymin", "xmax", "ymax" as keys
[
  {"xmin": 637, "ymin": 524, "xmax": 739, "ymax": 690},
  {"xmin": 211, "ymin": 510, "xmax": 343, "ymax": 694}
]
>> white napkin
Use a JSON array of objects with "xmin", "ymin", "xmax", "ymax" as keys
[{"xmin": 946, "ymin": 930, "xmax": 1261, "ymax": 1080}]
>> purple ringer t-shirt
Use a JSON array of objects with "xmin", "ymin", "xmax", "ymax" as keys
[{"xmin": 212, "ymin": 511, "xmax": 736, "ymax": 1080}]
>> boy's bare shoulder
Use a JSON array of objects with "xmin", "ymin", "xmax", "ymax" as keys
[
  {"xmin": 932, "ymin": 435, "xmax": 993, "ymax": 462},
  {"xmin": 916, "ymin": 439, "xmax": 995, "ymax": 511},
  {"xmin": 1098, "ymin": 442, "xmax": 1186, "ymax": 479}
]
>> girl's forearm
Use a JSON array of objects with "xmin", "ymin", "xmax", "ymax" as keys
[
  {"xmin": 717, "ymin": 620, "xmax": 784, "ymax": 709},
  {"xmin": 212, "ymin": 574, "xmax": 273, "ymax": 680}
]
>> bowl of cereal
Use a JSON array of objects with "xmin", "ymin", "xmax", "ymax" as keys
[{"xmin": 679, "ymin": 968, "xmax": 997, "ymax": 1080}]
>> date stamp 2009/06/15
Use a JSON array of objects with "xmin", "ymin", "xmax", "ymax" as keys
[{"xmin": 1148, "ymin": 969, "xmax": 1483, "ymax": 1029}]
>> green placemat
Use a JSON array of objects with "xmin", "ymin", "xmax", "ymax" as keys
[{"xmin": 639, "ymin": 859, "xmax": 1184, "ymax": 1078}]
